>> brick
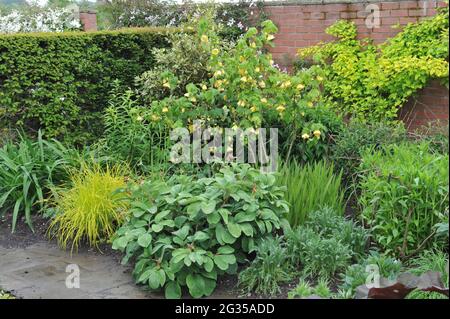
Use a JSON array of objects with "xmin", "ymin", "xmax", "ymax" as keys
[
  {"xmin": 408, "ymin": 9, "xmax": 425, "ymax": 17},
  {"xmin": 399, "ymin": 17, "xmax": 419, "ymax": 24},
  {"xmin": 322, "ymin": 4, "xmax": 349, "ymax": 12},
  {"xmin": 382, "ymin": 2, "xmax": 400, "ymax": 10},
  {"xmin": 382, "ymin": 17, "xmax": 400, "ymax": 25},
  {"xmin": 400, "ymin": 1, "xmax": 419, "ymax": 9},
  {"xmin": 348, "ymin": 3, "xmax": 365, "ymax": 11},
  {"xmin": 310, "ymin": 12, "xmax": 325, "ymax": 20},
  {"xmin": 340, "ymin": 11, "xmax": 357, "ymax": 19},
  {"xmin": 390, "ymin": 9, "xmax": 409, "ymax": 17},
  {"xmin": 326, "ymin": 12, "xmax": 341, "ymax": 20}
]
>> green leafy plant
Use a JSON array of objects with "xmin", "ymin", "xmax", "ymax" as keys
[
  {"xmin": 112, "ymin": 164, "xmax": 289, "ymax": 298},
  {"xmin": 339, "ymin": 251, "xmax": 403, "ymax": 296},
  {"xmin": 359, "ymin": 142, "xmax": 449, "ymax": 258},
  {"xmin": 0, "ymin": 131, "xmax": 79, "ymax": 231},
  {"xmin": 102, "ymin": 82, "xmax": 171, "ymax": 174},
  {"xmin": 286, "ymin": 226, "xmax": 352, "ymax": 280},
  {"xmin": 406, "ymin": 250, "xmax": 449, "ymax": 299},
  {"xmin": 287, "ymin": 278, "xmax": 312, "ymax": 299},
  {"xmin": 238, "ymin": 236, "xmax": 292, "ymax": 297},
  {"xmin": 331, "ymin": 120, "xmax": 407, "ymax": 187},
  {"xmin": 48, "ymin": 162, "xmax": 129, "ymax": 251},
  {"xmin": 0, "ymin": 27, "xmax": 175, "ymax": 144},
  {"xmin": 277, "ymin": 161, "xmax": 344, "ymax": 227},
  {"xmin": 304, "ymin": 207, "xmax": 370, "ymax": 260},
  {"xmin": 298, "ymin": 8, "xmax": 449, "ymax": 122}
]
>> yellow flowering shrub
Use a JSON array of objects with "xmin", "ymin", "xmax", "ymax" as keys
[
  {"xmin": 298, "ymin": 7, "xmax": 449, "ymax": 123},
  {"xmin": 144, "ymin": 18, "xmax": 343, "ymax": 163}
]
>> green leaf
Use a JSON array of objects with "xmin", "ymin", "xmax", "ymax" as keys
[
  {"xmin": 227, "ymin": 222, "xmax": 241, "ymax": 238},
  {"xmin": 165, "ymin": 281, "xmax": 181, "ymax": 299},
  {"xmin": 151, "ymin": 224, "xmax": 164, "ymax": 233},
  {"xmin": 186, "ymin": 274, "xmax": 206, "ymax": 298},
  {"xmin": 202, "ymin": 200, "xmax": 216, "ymax": 215},
  {"xmin": 112, "ymin": 236, "xmax": 128, "ymax": 250},
  {"xmin": 137, "ymin": 233, "xmax": 152, "ymax": 248}
]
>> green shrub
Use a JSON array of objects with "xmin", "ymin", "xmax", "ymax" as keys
[
  {"xmin": 287, "ymin": 278, "xmax": 313, "ymax": 299},
  {"xmin": 277, "ymin": 161, "xmax": 344, "ymax": 227},
  {"xmin": 48, "ymin": 162, "xmax": 129, "ymax": 251},
  {"xmin": 412, "ymin": 121, "xmax": 449, "ymax": 155},
  {"xmin": 359, "ymin": 142, "xmax": 449, "ymax": 258},
  {"xmin": 0, "ymin": 28, "xmax": 175, "ymax": 144},
  {"xmin": 298, "ymin": 8, "xmax": 449, "ymax": 122},
  {"xmin": 238, "ymin": 236, "xmax": 291, "ymax": 297},
  {"xmin": 339, "ymin": 251, "xmax": 403, "ymax": 296},
  {"xmin": 286, "ymin": 227, "xmax": 352, "ymax": 279},
  {"xmin": 101, "ymin": 83, "xmax": 171, "ymax": 174},
  {"xmin": 406, "ymin": 250, "xmax": 449, "ymax": 299},
  {"xmin": 304, "ymin": 207, "xmax": 370, "ymax": 260},
  {"xmin": 0, "ymin": 131, "xmax": 80, "ymax": 231},
  {"xmin": 331, "ymin": 120, "xmax": 407, "ymax": 186},
  {"xmin": 111, "ymin": 164, "xmax": 289, "ymax": 299}
]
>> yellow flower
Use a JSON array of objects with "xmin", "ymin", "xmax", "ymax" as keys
[
  {"xmin": 307, "ymin": 101, "xmax": 314, "ymax": 107},
  {"xmin": 136, "ymin": 116, "xmax": 143, "ymax": 122},
  {"xmin": 276, "ymin": 105, "xmax": 286, "ymax": 112},
  {"xmin": 280, "ymin": 81, "xmax": 291, "ymax": 88},
  {"xmin": 240, "ymin": 76, "xmax": 248, "ymax": 83},
  {"xmin": 211, "ymin": 48, "xmax": 219, "ymax": 56},
  {"xmin": 202, "ymin": 84, "xmax": 208, "ymax": 90},
  {"xmin": 163, "ymin": 81, "xmax": 171, "ymax": 89},
  {"xmin": 201, "ymin": 35, "xmax": 209, "ymax": 43},
  {"xmin": 255, "ymin": 67, "xmax": 260, "ymax": 72},
  {"xmin": 301, "ymin": 112, "xmax": 305, "ymax": 116},
  {"xmin": 151, "ymin": 114, "xmax": 159, "ymax": 121},
  {"xmin": 162, "ymin": 107, "xmax": 169, "ymax": 113},
  {"xmin": 181, "ymin": 108, "xmax": 185, "ymax": 113},
  {"xmin": 317, "ymin": 76, "xmax": 324, "ymax": 82},
  {"xmin": 237, "ymin": 100, "xmax": 246, "ymax": 107},
  {"xmin": 313, "ymin": 130, "xmax": 321, "ymax": 138},
  {"xmin": 302, "ymin": 133, "xmax": 310, "ymax": 140},
  {"xmin": 184, "ymin": 93, "xmax": 190, "ymax": 97},
  {"xmin": 267, "ymin": 34, "xmax": 275, "ymax": 41},
  {"xmin": 297, "ymin": 84, "xmax": 305, "ymax": 90},
  {"xmin": 224, "ymin": 95, "xmax": 228, "ymax": 101},
  {"xmin": 250, "ymin": 42, "xmax": 257, "ymax": 48},
  {"xmin": 259, "ymin": 81, "xmax": 266, "ymax": 88},
  {"xmin": 270, "ymin": 59, "xmax": 274, "ymax": 65},
  {"xmin": 239, "ymin": 56, "xmax": 245, "ymax": 62},
  {"xmin": 250, "ymin": 106, "xmax": 258, "ymax": 112},
  {"xmin": 260, "ymin": 98, "xmax": 267, "ymax": 103},
  {"xmin": 189, "ymin": 97, "xmax": 197, "ymax": 103}
]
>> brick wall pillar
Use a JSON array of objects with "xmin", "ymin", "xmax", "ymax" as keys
[{"xmin": 79, "ymin": 10, "xmax": 97, "ymax": 32}]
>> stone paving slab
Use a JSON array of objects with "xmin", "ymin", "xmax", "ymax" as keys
[{"xmin": 0, "ymin": 241, "xmax": 160, "ymax": 299}]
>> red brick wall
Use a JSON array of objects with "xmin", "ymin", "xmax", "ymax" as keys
[
  {"xmin": 263, "ymin": 0, "xmax": 449, "ymax": 129},
  {"xmin": 80, "ymin": 11, "xmax": 98, "ymax": 32}
]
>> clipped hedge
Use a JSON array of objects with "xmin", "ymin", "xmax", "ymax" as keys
[{"xmin": 0, "ymin": 28, "xmax": 177, "ymax": 144}]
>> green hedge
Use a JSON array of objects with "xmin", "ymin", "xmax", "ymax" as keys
[{"xmin": 0, "ymin": 28, "xmax": 177, "ymax": 144}]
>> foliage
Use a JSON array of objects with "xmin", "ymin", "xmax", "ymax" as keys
[
  {"xmin": 111, "ymin": 164, "xmax": 289, "ymax": 298},
  {"xmin": 288, "ymin": 278, "xmax": 332, "ymax": 299},
  {"xmin": 298, "ymin": 8, "xmax": 449, "ymax": 122},
  {"xmin": 339, "ymin": 251, "xmax": 403, "ymax": 296},
  {"xmin": 0, "ymin": 4, "xmax": 81, "ymax": 34},
  {"xmin": 359, "ymin": 142, "xmax": 449, "ymax": 258},
  {"xmin": 147, "ymin": 18, "xmax": 329, "ymax": 134},
  {"xmin": 412, "ymin": 121, "xmax": 449, "ymax": 155},
  {"xmin": 238, "ymin": 236, "xmax": 291, "ymax": 297},
  {"xmin": 0, "ymin": 131, "xmax": 79, "ymax": 232},
  {"xmin": 135, "ymin": 24, "xmax": 214, "ymax": 103},
  {"xmin": 0, "ymin": 289, "xmax": 15, "ymax": 299},
  {"xmin": 99, "ymin": 0, "xmax": 254, "ymax": 41},
  {"xmin": 286, "ymin": 226, "xmax": 352, "ymax": 280},
  {"xmin": 102, "ymin": 83, "xmax": 171, "ymax": 174},
  {"xmin": 48, "ymin": 162, "xmax": 129, "ymax": 251},
  {"xmin": 0, "ymin": 27, "xmax": 174, "ymax": 144},
  {"xmin": 406, "ymin": 250, "xmax": 449, "ymax": 299},
  {"xmin": 331, "ymin": 120, "xmax": 407, "ymax": 186},
  {"xmin": 277, "ymin": 161, "xmax": 344, "ymax": 227},
  {"xmin": 304, "ymin": 207, "xmax": 370, "ymax": 260}
]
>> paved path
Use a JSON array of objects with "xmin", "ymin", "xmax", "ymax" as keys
[{"xmin": 0, "ymin": 241, "xmax": 160, "ymax": 299}]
